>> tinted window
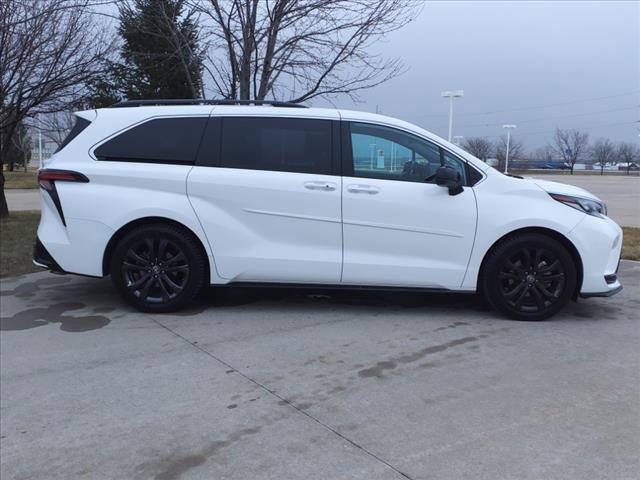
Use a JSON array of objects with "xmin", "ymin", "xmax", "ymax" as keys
[
  {"xmin": 220, "ymin": 117, "xmax": 332, "ymax": 174},
  {"xmin": 95, "ymin": 117, "xmax": 207, "ymax": 164},
  {"xmin": 348, "ymin": 122, "xmax": 468, "ymax": 184}
]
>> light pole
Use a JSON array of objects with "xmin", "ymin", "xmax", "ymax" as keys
[
  {"xmin": 369, "ymin": 143, "xmax": 376, "ymax": 169},
  {"xmin": 38, "ymin": 130, "xmax": 43, "ymax": 168},
  {"xmin": 502, "ymin": 124, "xmax": 517, "ymax": 173},
  {"xmin": 441, "ymin": 90, "xmax": 464, "ymax": 142}
]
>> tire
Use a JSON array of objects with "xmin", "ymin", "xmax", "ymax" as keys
[
  {"xmin": 481, "ymin": 233, "xmax": 577, "ymax": 321},
  {"xmin": 110, "ymin": 223, "xmax": 207, "ymax": 313}
]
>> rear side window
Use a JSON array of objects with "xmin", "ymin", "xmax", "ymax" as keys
[
  {"xmin": 56, "ymin": 117, "xmax": 91, "ymax": 153},
  {"xmin": 219, "ymin": 117, "xmax": 332, "ymax": 174},
  {"xmin": 94, "ymin": 117, "xmax": 207, "ymax": 164}
]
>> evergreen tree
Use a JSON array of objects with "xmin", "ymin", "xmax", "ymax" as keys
[
  {"xmin": 115, "ymin": 0, "xmax": 203, "ymax": 100},
  {"xmin": 86, "ymin": 72, "xmax": 123, "ymax": 108}
]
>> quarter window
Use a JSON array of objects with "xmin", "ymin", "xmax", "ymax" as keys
[
  {"xmin": 348, "ymin": 122, "xmax": 468, "ymax": 184},
  {"xmin": 94, "ymin": 117, "xmax": 207, "ymax": 164},
  {"xmin": 219, "ymin": 117, "xmax": 332, "ymax": 174},
  {"xmin": 56, "ymin": 117, "xmax": 91, "ymax": 153}
]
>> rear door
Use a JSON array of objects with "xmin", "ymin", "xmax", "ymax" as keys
[
  {"xmin": 187, "ymin": 113, "xmax": 342, "ymax": 283},
  {"xmin": 341, "ymin": 121, "xmax": 478, "ymax": 289}
]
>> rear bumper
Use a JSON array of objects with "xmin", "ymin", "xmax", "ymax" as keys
[{"xmin": 33, "ymin": 237, "xmax": 65, "ymax": 273}]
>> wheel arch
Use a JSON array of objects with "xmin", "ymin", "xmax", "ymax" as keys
[
  {"xmin": 477, "ymin": 226, "xmax": 583, "ymax": 300},
  {"xmin": 102, "ymin": 216, "xmax": 211, "ymax": 278}
]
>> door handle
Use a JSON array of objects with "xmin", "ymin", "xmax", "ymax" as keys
[
  {"xmin": 347, "ymin": 184, "xmax": 380, "ymax": 194},
  {"xmin": 304, "ymin": 181, "xmax": 337, "ymax": 191}
]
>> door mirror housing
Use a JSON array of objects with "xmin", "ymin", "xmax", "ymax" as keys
[{"xmin": 434, "ymin": 166, "xmax": 464, "ymax": 196}]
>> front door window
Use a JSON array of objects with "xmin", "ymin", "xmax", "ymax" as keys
[{"xmin": 349, "ymin": 122, "xmax": 468, "ymax": 184}]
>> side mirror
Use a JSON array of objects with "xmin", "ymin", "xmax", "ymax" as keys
[{"xmin": 434, "ymin": 166, "xmax": 464, "ymax": 196}]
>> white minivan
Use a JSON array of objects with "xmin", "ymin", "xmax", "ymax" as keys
[{"xmin": 34, "ymin": 100, "xmax": 623, "ymax": 320}]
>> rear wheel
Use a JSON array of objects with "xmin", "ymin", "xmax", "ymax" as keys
[
  {"xmin": 110, "ymin": 224, "xmax": 207, "ymax": 312},
  {"xmin": 481, "ymin": 233, "xmax": 577, "ymax": 321}
]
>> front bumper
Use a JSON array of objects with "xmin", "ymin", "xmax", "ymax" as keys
[
  {"xmin": 580, "ymin": 284, "xmax": 623, "ymax": 298},
  {"xmin": 567, "ymin": 214, "xmax": 623, "ymax": 297}
]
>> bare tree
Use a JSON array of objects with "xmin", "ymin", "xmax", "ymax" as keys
[
  {"xmin": 532, "ymin": 145, "xmax": 555, "ymax": 163},
  {"xmin": 0, "ymin": 0, "xmax": 113, "ymax": 217},
  {"xmin": 462, "ymin": 137, "xmax": 493, "ymax": 162},
  {"xmin": 617, "ymin": 142, "xmax": 640, "ymax": 175},
  {"xmin": 10, "ymin": 126, "xmax": 32, "ymax": 172},
  {"xmin": 591, "ymin": 138, "xmax": 616, "ymax": 175},
  {"xmin": 35, "ymin": 111, "xmax": 77, "ymax": 147},
  {"xmin": 495, "ymin": 135, "xmax": 524, "ymax": 172},
  {"xmin": 548, "ymin": 128, "xmax": 589, "ymax": 175},
  {"xmin": 192, "ymin": 0, "xmax": 420, "ymax": 102}
]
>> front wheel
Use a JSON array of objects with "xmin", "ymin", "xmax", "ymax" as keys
[
  {"xmin": 481, "ymin": 233, "xmax": 577, "ymax": 321},
  {"xmin": 110, "ymin": 224, "xmax": 207, "ymax": 312}
]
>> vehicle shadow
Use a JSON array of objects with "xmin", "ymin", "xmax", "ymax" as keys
[{"xmin": 179, "ymin": 285, "xmax": 491, "ymax": 315}]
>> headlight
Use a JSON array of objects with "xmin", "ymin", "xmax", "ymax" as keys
[{"xmin": 549, "ymin": 193, "xmax": 607, "ymax": 217}]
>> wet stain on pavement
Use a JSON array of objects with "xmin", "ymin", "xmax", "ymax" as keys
[
  {"xmin": 0, "ymin": 276, "xmax": 71, "ymax": 298},
  {"xmin": 296, "ymin": 401, "xmax": 312, "ymax": 410},
  {"xmin": 358, "ymin": 335, "xmax": 484, "ymax": 379},
  {"xmin": 136, "ymin": 426, "xmax": 261, "ymax": 480},
  {"xmin": 434, "ymin": 321, "xmax": 469, "ymax": 332},
  {"xmin": 0, "ymin": 302, "xmax": 110, "ymax": 332},
  {"xmin": 325, "ymin": 385, "xmax": 346, "ymax": 395}
]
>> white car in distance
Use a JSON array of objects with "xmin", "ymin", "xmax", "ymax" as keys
[{"xmin": 33, "ymin": 100, "xmax": 623, "ymax": 320}]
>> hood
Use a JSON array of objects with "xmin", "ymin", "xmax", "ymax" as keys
[{"xmin": 522, "ymin": 177, "xmax": 601, "ymax": 202}]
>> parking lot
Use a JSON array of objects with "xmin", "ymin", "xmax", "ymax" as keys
[
  {"xmin": 1, "ymin": 261, "xmax": 639, "ymax": 479},
  {"xmin": 522, "ymin": 174, "xmax": 640, "ymax": 227}
]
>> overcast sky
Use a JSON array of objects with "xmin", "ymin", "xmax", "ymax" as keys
[{"xmin": 317, "ymin": 0, "xmax": 639, "ymax": 150}]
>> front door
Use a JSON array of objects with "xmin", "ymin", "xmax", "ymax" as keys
[{"xmin": 341, "ymin": 122, "xmax": 478, "ymax": 289}]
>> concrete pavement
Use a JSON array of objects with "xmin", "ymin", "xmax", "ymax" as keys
[
  {"xmin": 5, "ymin": 188, "xmax": 40, "ymax": 212},
  {"xmin": 1, "ymin": 262, "xmax": 639, "ymax": 479}
]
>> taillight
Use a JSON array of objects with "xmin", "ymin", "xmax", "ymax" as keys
[
  {"xmin": 38, "ymin": 169, "xmax": 89, "ymax": 190},
  {"xmin": 37, "ymin": 169, "xmax": 89, "ymax": 226}
]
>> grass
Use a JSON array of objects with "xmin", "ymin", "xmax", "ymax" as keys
[
  {"xmin": 0, "ymin": 211, "xmax": 40, "ymax": 278},
  {"xmin": 622, "ymin": 227, "xmax": 640, "ymax": 261},
  {"xmin": 3, "ymin": 169, "xmax": 38, "ymax": 189},
  {"xmin": 0, "ymin": 211, "xmax": 638, "ymax": 280}
]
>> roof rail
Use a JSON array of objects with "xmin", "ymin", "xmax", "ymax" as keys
[{"xmin": 109, "ymin": 99, "xmax": 308, "ymax": 108}]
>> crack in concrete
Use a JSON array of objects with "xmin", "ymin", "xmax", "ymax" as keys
[{"xmin": 146, "ymin": 314, "xmax": 414, "ymax": 480}]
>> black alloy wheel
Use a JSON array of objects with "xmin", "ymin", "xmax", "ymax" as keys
[
  {"xmin": 498, "ymin": 247, "xmax": 566, "ymax": 314},
  {"xmin": 123, "ymin": 238, "xmax": 190, "ymax": 304},
  {"xmin": 482, "ymin": 233, "xmax": 577, "ymax": 321},
  {"xmin": 110, "ymin": 224, "xmax": 207, "ymax": 312}
]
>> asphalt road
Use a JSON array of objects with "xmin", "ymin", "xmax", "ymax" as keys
[
  {"xmin": 1, "ymin": 262, "xmax": 639, "ymax": 480},
  {"xmin": 6, "ymin": 174, "xmax": 639, "ymax": 226}
]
